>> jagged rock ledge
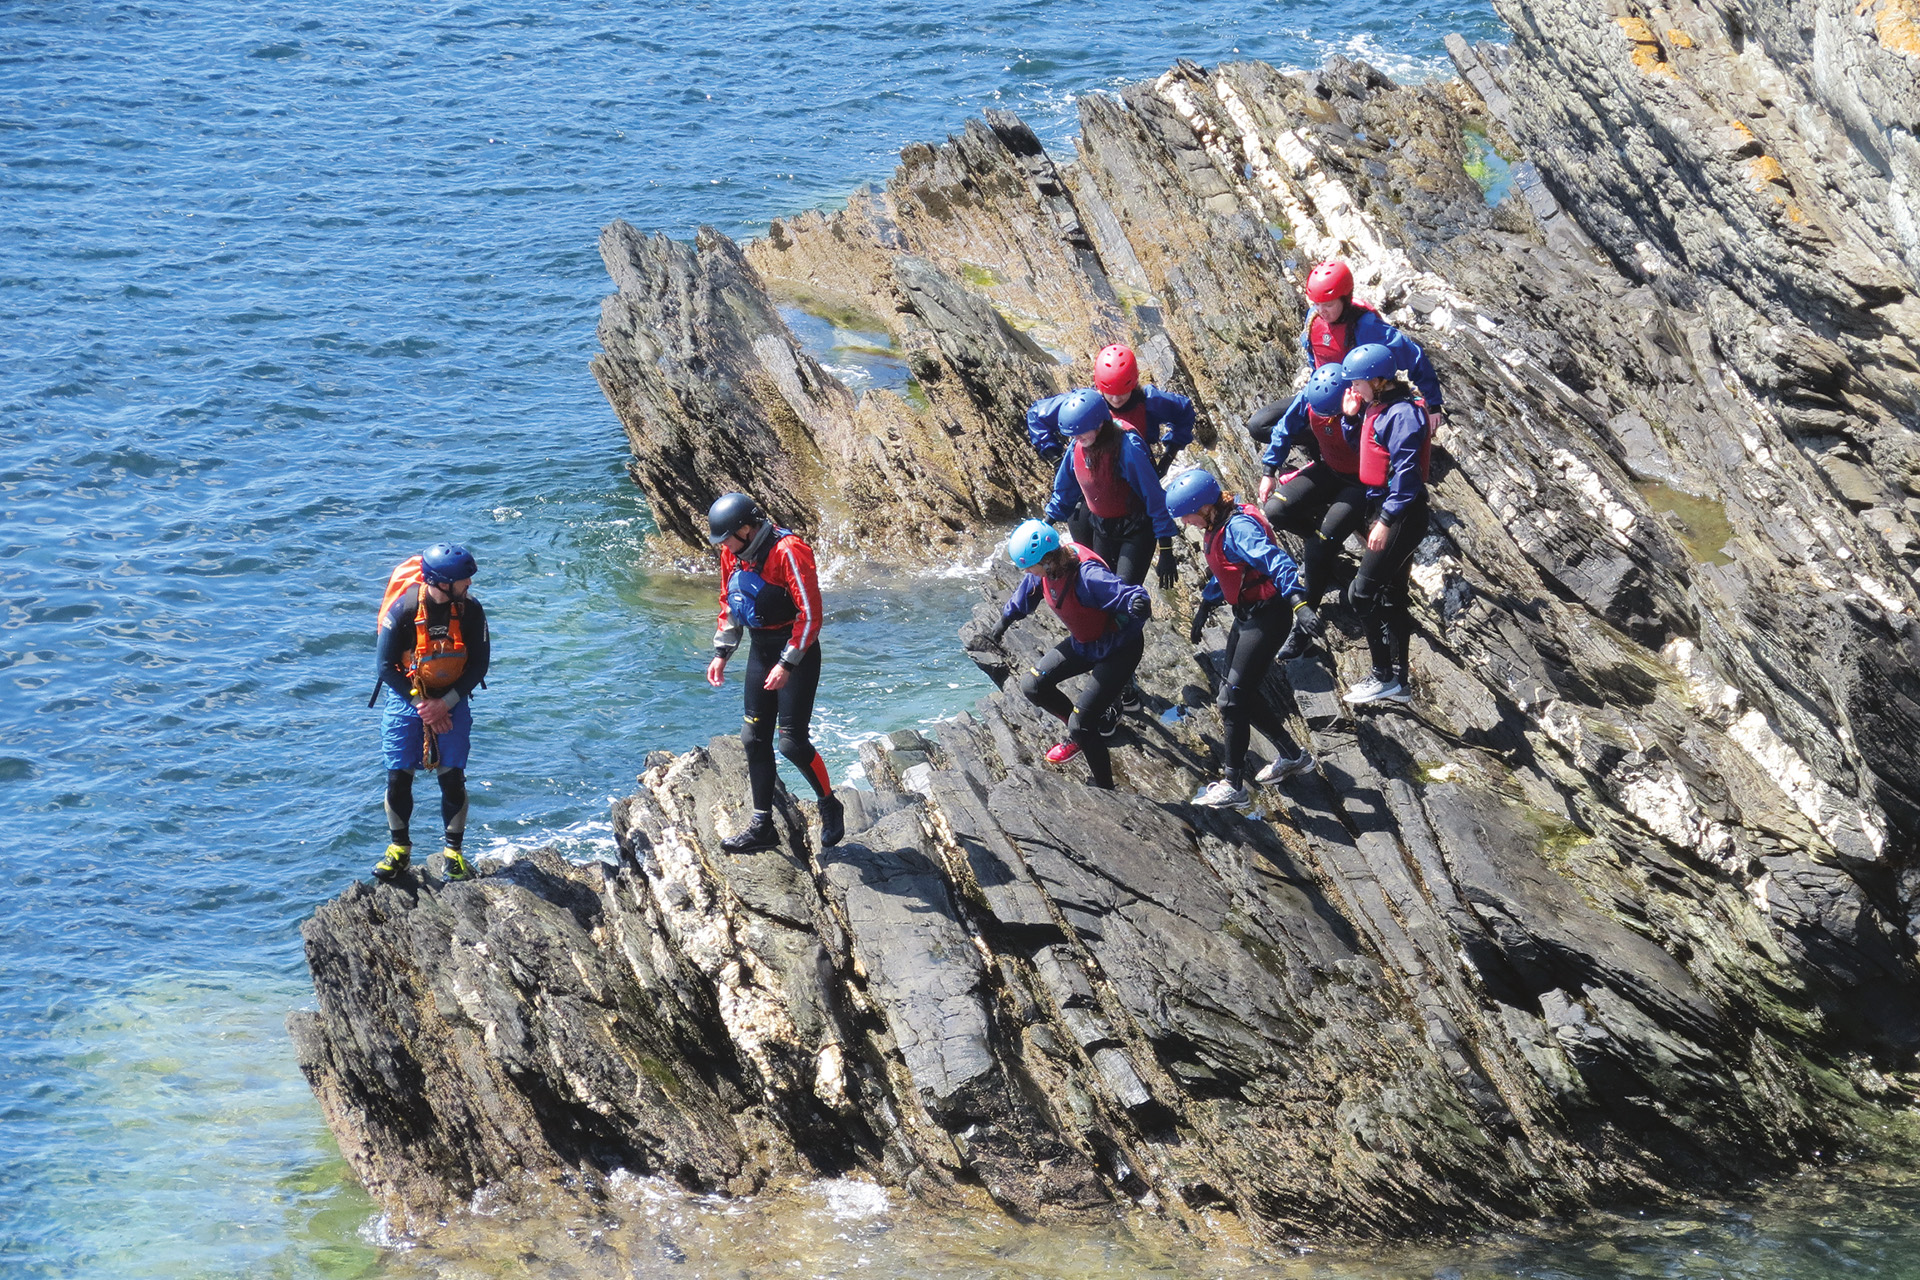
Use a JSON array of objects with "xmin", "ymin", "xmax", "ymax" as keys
[{"xmin": 297, "ymin": 0, "xmax": 1920, "ymax": 1246}]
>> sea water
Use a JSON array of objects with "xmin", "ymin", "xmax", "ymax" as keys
[{"xmin": 9, "ymin": 2, "xmax": 1919, "ymax": 1275}]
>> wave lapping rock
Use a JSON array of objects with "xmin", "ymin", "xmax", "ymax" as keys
[{"xmin": 301, "ymin": 9, "xmax": 1920, "ymax": 1243}]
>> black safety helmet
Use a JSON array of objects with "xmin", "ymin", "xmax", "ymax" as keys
[{"xmin": 706, "ymin": 492, "xmax": 764, "ymax": 546}]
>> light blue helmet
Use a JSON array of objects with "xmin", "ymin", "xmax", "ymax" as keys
[
  {"xmin": 1163, "ymin": 468, "xmax": 1222, "ymax": 519},
  {"xmin": 1341, "ymin": 342, "xmax": 1396, "ymax": 381},
  {"xmin": 1007, "ymin": 519, "xmax": 1061, "ymax": 570},
  {"xmin": 1058, "ymin": 387, "xmax": 1111, "ymax": 438},
  {"xmin": 1305, "ymin": 363, "xmax": 1350, "ymax": 415}
]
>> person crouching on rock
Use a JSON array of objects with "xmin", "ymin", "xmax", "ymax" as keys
[
  {"xmin": 1166, "ymin": 470, "xmax": 1318, "ymax": 807},
  {"xmin": 373, "ymin": 543, "xmax": 489, "ymax": 883},
  {"xmin": 1338, "ymin": 343, "xmax": 1434, "ymax": 708},
  {"xmin": 1026, "ymin": 343, "xmax": 1195, "ymax": 477},
  {"xmin": 1254, "ymin": 363, "xmax": 1371, "ymax": 660},
  {"xmin": 1043, "ymin": 388, "xmax": 1179, "ymax": 590},
  {"xmin": 704, "ymin": 492, "xmax": 845, "ymax": 852},
  {"xmin": 983, "ymin": 520, "xmax": 1150, "ymax": 790}
]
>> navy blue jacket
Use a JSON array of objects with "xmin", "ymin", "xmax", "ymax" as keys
[
  {"xmin": 1027, "ymin": 385, "xmax": 1195, "ymax": 460},
  {"xmin": 1199, "ymin": 510, "xmax": 1304, "ymax": 606},
  {"xmin": 1001, "ymin": 556, "xmax": 1148, "ymax": 660},
  {"xmin": 1045, "ymin": 431, "xmax": 1179, "ymax": 541},
  {"xmin": 1301, "ymin": 309, "xmax": 1445, "ymax": 412},
  {"xmin": 1346, "ymin": 398, "xmax": 1430, "ymax": 528}
]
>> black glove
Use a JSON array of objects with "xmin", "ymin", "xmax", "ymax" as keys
[
  {"xmin": 1038, "ymin": 443, "xmax": 1064, "ymax": 465},
  {"xmin": 1188, "ymin": 600, "xmax": 1220, "ymax": 644},
  {"xmin": 1155, "ymin": 541, "xmax": 1177, "ymax": 589},
  {"xmin": 989, "ymin": 615, "xmax": 1012, "ymax": 643},
  {"xmin": 1288, "ymin": 596, "xmax": 1323, "ymax": 638},
  {"xmin": 1153, "ymin": 449, "xmax": 1175, "ymax": 478},
  {"xmin": 1126, "ymin": 593, "xmax": 1152, "ymax": 621}
]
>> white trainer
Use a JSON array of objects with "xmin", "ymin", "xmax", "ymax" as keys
[
  {"xmin": 1255, "ymin": 751, "xmax": 1316, "ymax": 783},
  {"xmin": 1344, "ymin": 675, "xmax": 1412, "ymax": 706},
  {"xmin": 1193, "ymin": 779, "xmax": 1249, "ymax": 808}
]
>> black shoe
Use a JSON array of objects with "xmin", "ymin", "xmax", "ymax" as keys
[
  {"xmin": 720, "ymin": 811, "xmax": 780, "ymax": 853},
  {"xmin": 818, "ymin": 794, "xmax": 845, "ymax": 848},
  {"xmin": 1097, "ymin": 702, "xmax": 1123, "ymax": 738},
  {"xmin": 1120, "ymin": 683, "xmax": 1142, "ymax": 710},
  {"xmin": 1275, "ymin": 621, "xmax": 1314, "ymax": 661}
]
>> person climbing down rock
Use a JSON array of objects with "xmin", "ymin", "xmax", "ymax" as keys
[
  {"xmin": 986, "ymin": 519, "xmax": 1150, "ymax": 790},
  {"xmin": 1043, "ymin": 388, "xmax": 1179, "ymax": 590},
  {"xmin": 372, "ymin": 543, "xmax": 490, "ymax": 883},
  {"xmin": 1338, "ymin": 343, "xmax": 1434, "ymax": 708},
  {"xmin": 1026, "ymin": 343, "xmax": 1195, "ymax": 475},
  {"xmin": 704, "ymin": 492, "xmax": 845, "ymax": 852},
  {"xmin": 1167, "ymin": 470, "xmax": 1318, "ymax": 808},
  {"xmin": 1299, "ymin": 259, "xmax": 1445, "ymax": 440}
]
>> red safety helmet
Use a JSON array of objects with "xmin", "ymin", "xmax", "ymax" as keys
[
  {"xmin": 1092, "ymin": 343, "xmax": 1139, "ymax": 396},
  {"xmin": 1305, "ymin": 260, "xmax": 1354, "ymax": 304}
]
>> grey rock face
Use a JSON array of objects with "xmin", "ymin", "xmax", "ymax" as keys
[{"xmin": 302, "ymin": 17, "xmax": 1920, "ymax": 1245}]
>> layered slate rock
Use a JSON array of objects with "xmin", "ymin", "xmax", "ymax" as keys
[{"xmin": 301, "ymin": 10, "xmax": 1920, "ymax": 1246}]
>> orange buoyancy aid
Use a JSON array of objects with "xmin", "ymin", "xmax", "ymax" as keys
[
  {"xmin": 1205, "ymin": 503, "xmax": 1282, "ymax": 608},
  {"xmin": 1071, "ymin": 437, "xmax": 1143, "ymax": 519},
  {"xmin": 1358, "ymin": 398, "xmax": 1433, "ymax": 489},
  {"xmin": 407, "ymin": 593, "xmax": 468, "ymax": 696},
  {"xmin": 1308, "ymin": 409, "xmax": 1363, "ymax": 477},
  {"xmin": 1043, "ymin": 544, "xmax": 1120, "ymax": 644},
  {"xmin": 1307, "ymin": 300, "xmax": 1378, "ymax": 369}
]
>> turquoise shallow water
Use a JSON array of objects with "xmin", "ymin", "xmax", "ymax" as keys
[{"xmin": 15, "ymin": 2, "xmax": 1920, "ymax": 1275}]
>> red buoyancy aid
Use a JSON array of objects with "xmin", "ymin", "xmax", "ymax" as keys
[
  {"xmin": 1308, "ymin": 409, "xmax": 1363, "ymax": 477},
  {"xmin": 1110, "ymin": 395, "xmax": 1148, "ymax": 435},
  {"xmin": 1072, "ymin": 436, "xmax": 1143, "ymax": 519},
  {"xmin": 407, "ymin": 592, "xmax": 468, "ymax": 696},
  {"xmin": 1205, "ymin": 503, "xmax": 1282, "ymax": 608},
  {"xmin": 1359, "ymin": 398, "xmax": 1433, "ymax": 488},
  {"xmin": 1043, "ymin": 544, "xmax": 1120, "ymax": 644},
  {"xmin": 1307, "ymin": 300, "xmax": 1379, "ymax": 369}
]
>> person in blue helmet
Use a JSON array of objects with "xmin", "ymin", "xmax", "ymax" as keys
[
  {"xmin": 1167, "ymin": 469, "xmax": 1317, "ymax": 807},
  {"xmin": 372, "ymin": 543, "xmax": 490, "ymax": 882},
  {"xmin": 983, "ymin": 520, "xmax": 1151, "ymax": 790},
  {"xmin": 1299, "ymin": 259, "xmax": 1444, "ymax": 437},
  {"xmin": 1026, "ymin": 343, "xmax": 1195, "ymax": 475},
  {"xmin": 1338, "ymin": 342, "xmax": 1435, "ymax": 707},
  {"xmin": 1044, "ymin": 388, "xmax": 1179, "ymax": 589}
]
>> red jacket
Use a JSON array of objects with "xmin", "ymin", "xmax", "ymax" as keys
[{"xmin": 715, "ymin": 530, "xmax": 824, "ymax": 656}]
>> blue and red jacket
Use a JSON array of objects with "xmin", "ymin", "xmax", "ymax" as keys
[
  {"xmin": 1300, "ymin": 302, "xmax": 1444, "ymax": 413},
  {"xmin": 1027, "ymin": 385, "xmax": 1195, "ymax": 461},
  {"xmin": 1259, "ymin": 388, "xmax": 1363, "ymax": 479},
  {"xmin": 1045, "ymin": 431, "xmax": 1178, "ymax": 540},
  {"xmin": 1200, "ymin": 505, "xmax": 1303, "ymax": 609},
  {"xmin": 1000, "ymin": 545, "xmax": 1148, "ymax": 660},
  {"xmin": 1345, "ymin": 393, "xmax": 1432, "ymax": 528}
]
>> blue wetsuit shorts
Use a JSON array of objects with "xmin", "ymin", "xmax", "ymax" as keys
[{"xmin": 380, "ymin": 687, "xmax": 473, "ymax": 771}]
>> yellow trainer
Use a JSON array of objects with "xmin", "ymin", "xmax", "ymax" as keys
[
  {"xmin": 373, "ymin": 844, "xmax": 411, "ymax": 882},
  {"xmin": 441, "ymin": 847, "xmax": 474, "ymax": 882}
]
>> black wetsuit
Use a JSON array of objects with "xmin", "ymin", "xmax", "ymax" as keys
[{"xmin": 375, "ymin": 588, "xmax": 489, "ymax": 851}]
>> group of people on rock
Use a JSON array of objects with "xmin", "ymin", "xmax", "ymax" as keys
[{"xmin": 367, "ymin": 259, "xmax": 1445, "ymax": 877}]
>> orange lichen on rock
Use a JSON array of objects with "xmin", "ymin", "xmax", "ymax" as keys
[
  {"xmin": 1858, "ymin": 0, "xmax": 1920, "ymax": 55},
  {"xmin": 1749, "ymin": 153, "xmax": 1793, "ymax": 194},
  {"xmin": 1667, "ymin": 28, "xmax": 1696, "ymax": 48},
  {"xmin": 1617, "ymin": 15, "xmax": 1679, "ymax": 75}
]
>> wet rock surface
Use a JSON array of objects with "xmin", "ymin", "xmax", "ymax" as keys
[{"xmin": 302, "ymin": 0, "xmax": 1920, "ymax": 1244}]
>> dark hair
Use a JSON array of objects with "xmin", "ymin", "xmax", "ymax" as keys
[{"xmin": 1084, "ymin": 418, "xmax": 1121, "ymax": 463}]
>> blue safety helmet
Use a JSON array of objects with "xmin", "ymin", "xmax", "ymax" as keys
[
  {"xmin": 1007, "ymin": 519, "xmax": 1062, "ymax": 570},
  {"xmin": 420, "ymin": 543, "xmax": 477, "ymax": 585},
  {"xmin": 1163, "ymin": 468, "xmax": 1223, "ymax": 519},
  {"xmin": 1341, "ymin": 342, "xmax": 1397, "ymax": 382},
  {"xmin": 1305, "ymin": 363, "xmax": 1350, "ymax": 415},
  {"xmin": 1058, "ymin": 388, "xmax": 1111, "ymax": 438}
]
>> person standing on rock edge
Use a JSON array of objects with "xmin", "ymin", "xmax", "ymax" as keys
[
  {"xmin": 984, "ymin": 520, "xmax": 1150, "ymax": 790},
  {"xmin": 1043, "ymin": 389, "xmax": 1180, "ymax": 591},
  {"xmin": 373, "ymin": 544, "xmax": 490, "ymax": 883},
  {"xmin": 1339, "ymin": 343, "xmax": 1434, "ymax": 708},
  {"xmin": 1296, "ymin": 259, "xmax": 1445, "ymax": 435},
  {"xmin": 1167, "ymin": 469, "xmax": 1318, "ymax": 807},
  {"xmin": 704, "ymin": 492, "xmax": 845, "ymax": 852},
  {"xmin": 1026, "ymin": 343, "xmax": 1195, "ymax": 477}
]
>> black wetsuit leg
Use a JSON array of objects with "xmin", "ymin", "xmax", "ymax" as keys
[
  {"xmin": 1019, "ymin": 631, "xmax": 1145, "ymax": 789},
  {"xmin": 1349, "ymin": 495, "xmax": 1430, "ymax": 682},
  {"xmin": 1261, "ymin": 460, "xmax": 1339, "ymax": 538},
  {"xmin": 1303, "ymin": 482, "xmax": 1372, "ymax": 607},
  {"xmin": 1065, "ymin": 501, "xmax": 1095, "ymax": 550},
  {"xmin": 385, "ymin": 768, "xmax": 414, "ymax": 845},
  {"xmin": 742, "ymin": 628, "xmax": 829, "ymax": 808},
  {"xmin": 1245, "ymin": 396, "xmax": 1288, "ymax": 446},
  {"xmin": 1087, "ymin": 513, "xmax": 1155, "ymax": 586},
  {"xmin": 1216, "ymin": 595, "xmax": 1302, "ymax": 785},
  {"xmin": 438, "ymin": 767, "xmax": 468, "ymax": 850}
]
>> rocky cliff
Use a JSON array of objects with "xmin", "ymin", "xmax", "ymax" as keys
[{"xmin": 297, "ymin": 0, "xmax": 1920, "ymax": 1247}]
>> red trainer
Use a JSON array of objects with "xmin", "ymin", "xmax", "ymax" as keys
[{"xmin": 1045, "ymin": 740, "xmax": 1081, "ymax": 763}]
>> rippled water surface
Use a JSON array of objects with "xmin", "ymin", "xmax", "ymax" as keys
[{"xmin": 24, "ymin": 2, "xmax": 1909, "ymax": 1276}]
